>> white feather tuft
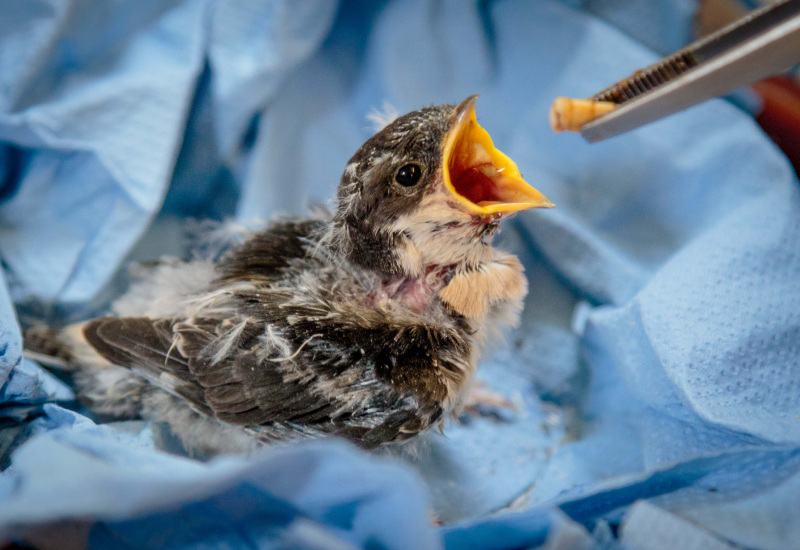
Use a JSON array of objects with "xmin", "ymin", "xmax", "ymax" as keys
[{"xmin": 366, "ymin": 101, "xmax": 400, "ymax": 132}]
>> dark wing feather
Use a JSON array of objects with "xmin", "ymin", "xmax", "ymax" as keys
[
  {"xmin": 84, "ymin": 317, "xmax": 185, "ymax": 372},
  {"xmin": 83, "ymin": 306, "xmax": 455, "ymax": 447},
  {"xmin": 171, "ymin": 318, "xmax": 345, "ymax": 425},
  {"xmin": 82, "ymin": 316, "xmax": 375, "ymax": 443},
  {"xmin": 218, "ymin": 219, "xmax": 326, "ymax": 283},
  {"xmin": 83, "ymin": 317, "xmax": 211, "ymax": 414}
]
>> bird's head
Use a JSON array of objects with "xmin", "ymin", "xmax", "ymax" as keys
[{"xmin": 331, "ymin": 96, "xmax": 553, "ymax": 277}]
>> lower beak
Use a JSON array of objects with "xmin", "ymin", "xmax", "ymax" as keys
[{"xmin": 442, "ymin": 96, "xmax": 554, "ymax": 216}]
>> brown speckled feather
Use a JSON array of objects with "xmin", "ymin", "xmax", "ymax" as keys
[{"xmin": 81, "ymin": 280, "xmax": 458, "ymax": 448}]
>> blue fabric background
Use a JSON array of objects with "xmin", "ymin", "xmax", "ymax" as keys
[{"xmin": 1, "ymin": 1, "xmax": 799, "ymax": 548}]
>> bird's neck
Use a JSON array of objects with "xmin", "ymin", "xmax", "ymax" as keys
[
  {"xmin": 366, "ymin": 264, "xmax": 456, "ymax": 314},
  {"xmin": 325, "ymin": 219, "xmax": 480, "ymax": 313},
  {"xmin": 327, "ymin": 216, "xmax": 409, "ymax": 276},
  {"xmin": 325, "ymin": 216, "xmax": 525, "ymax": 328},
  {"xmin": 329, "ymin": 214, "xmax": 493, "ymax": 277}
]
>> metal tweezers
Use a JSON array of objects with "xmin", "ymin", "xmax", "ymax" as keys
[{"xmin": 581, "ymin": 0, "xmax": 800, "ymax": 142}]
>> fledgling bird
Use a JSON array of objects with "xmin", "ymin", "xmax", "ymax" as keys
[{"xmin": 25, "ymin": 96, "xmax": 553, "ymax": 456}]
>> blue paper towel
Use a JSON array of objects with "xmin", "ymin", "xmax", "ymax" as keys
[
  {"xmin": 2, "ymin": 0, "xmax": 799, "ymax": 548},
  {"xmin": 2, "ymin": 406, "xmax": 438, "ymax": 549}
]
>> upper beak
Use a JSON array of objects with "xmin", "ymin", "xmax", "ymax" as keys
[{"xmin": 442, "ymin": 96, "xmax": 554, "ymax": 216}]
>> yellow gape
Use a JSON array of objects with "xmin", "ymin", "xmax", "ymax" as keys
[{"xmin": 443, "ymin": 97, "xmax": 553, "ymax": 216}]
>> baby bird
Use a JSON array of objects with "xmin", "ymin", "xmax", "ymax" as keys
[{"xmin": 26, "ymin": 96, "xmax": 553, "ymax": 456}]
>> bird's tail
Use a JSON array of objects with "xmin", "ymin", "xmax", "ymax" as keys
[
  {"xmin": 23, "ymin": 324, "xmax": 75, "ymax": 371},
  {"xmin": 24, "ymin": 322, "xmax": 145, "ymax": 420},
  {"xmin": 23, "ymin": 322, "xmax": 110, "ymax": 371}
]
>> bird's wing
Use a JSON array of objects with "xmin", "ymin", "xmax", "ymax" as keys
[
  {"xmin": 81, "ymin": 315, "xmax": 431, "ymax": 447},
  {"xmin": 217, "ymin": 219, "xmax": 327, "ymax": 283},
  {"xmin": 82, "ymin": 316, "xmax": 340, "ymax": 422},
  {"xmin": 82, "ymin": 317, "xmax": 215, "ymax": 415}
]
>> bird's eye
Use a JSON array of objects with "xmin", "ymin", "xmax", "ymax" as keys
[{"xmin": 395, "ymin": 164, "xmax": 422, "ymax": 187}]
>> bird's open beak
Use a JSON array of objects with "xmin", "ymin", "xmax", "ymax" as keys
[{"xmin": 442, "ymin": 96, "xmax": 554, "ymax": 216}]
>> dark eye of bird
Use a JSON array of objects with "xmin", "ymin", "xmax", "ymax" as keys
[{"xmin": 395, "ymin": 164, "xmax": 422, "ymax": 187}]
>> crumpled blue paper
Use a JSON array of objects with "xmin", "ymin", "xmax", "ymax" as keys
[
  {"xmin": 0, "ymin": 0, "xmax": 336, "ymax": 306},
  {"xmin": 2, "ymin": 0, "xmax": 800, "ymax": 548},
  {"xmin": 1, "ymin": 406, "xmax": 437, "ymax": 549}
]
